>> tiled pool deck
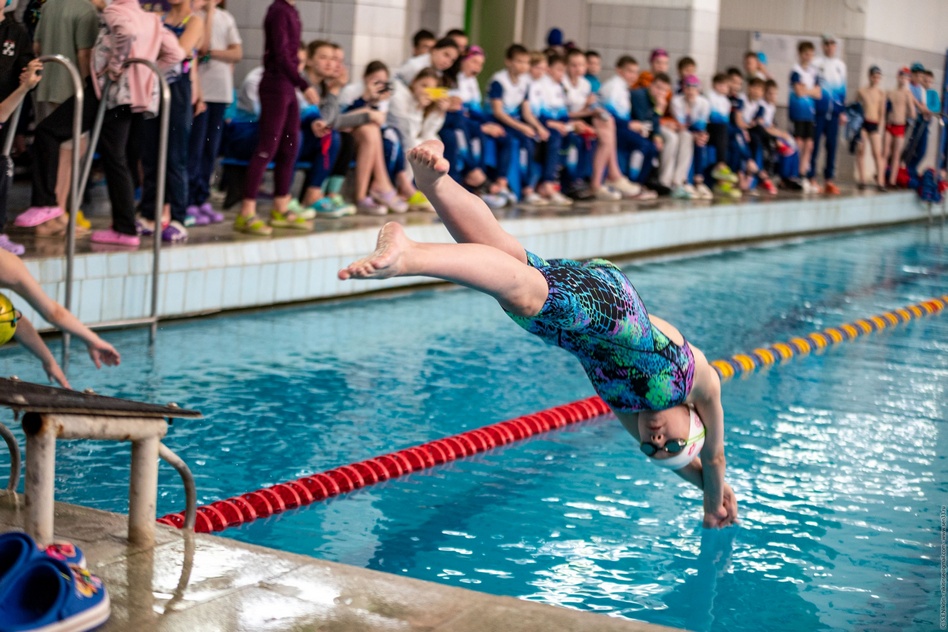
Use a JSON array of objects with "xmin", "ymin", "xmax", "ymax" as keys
[
  {"xmin": 0, "ymin": 496, "xmax": 680, "ymax": 631},
  {"xmin": 9, "ymin": 187, "xmax": 937, "ymax": 331}
]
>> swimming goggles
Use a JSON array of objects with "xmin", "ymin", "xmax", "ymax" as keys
[{"xmin": 639, "ymin": 435, "xmax": 699, "ymax": 457}]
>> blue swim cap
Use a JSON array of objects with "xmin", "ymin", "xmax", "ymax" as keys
[{"xmin": 756, "ymin": 51, "xmax": 767, "ymax": 65}]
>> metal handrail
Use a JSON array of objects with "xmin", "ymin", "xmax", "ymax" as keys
[
  {"xmin": 70, "ymin": 60, "xmax": 170, "ymax": 343},
  {"xmin": 0, "ymin": 422, "xmax": 20, "ymax": 493},
  {"xmin": 35, "ymin": 57, "xmax": 86, "ymax": 371},
  {"xmin": 124, "ymin": 58, "xmax": 171, "ymax": 344},
  {"xmin": 158, "ymin": 442, "xmax": 195, "ymax": 531}
]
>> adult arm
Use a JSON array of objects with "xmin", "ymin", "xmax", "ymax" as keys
[{"xmin": 0, "ymin": 251, "xmax": 120, "ymax": 368}]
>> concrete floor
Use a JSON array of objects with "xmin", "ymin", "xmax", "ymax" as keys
[{"xmin": 0, "ymin": 495, "xmax": 682, "ymax": 632}]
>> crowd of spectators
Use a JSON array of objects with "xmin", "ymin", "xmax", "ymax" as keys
[{"xmin": 0, "ymin": 0, "xmax": 944, "ymax": 252}]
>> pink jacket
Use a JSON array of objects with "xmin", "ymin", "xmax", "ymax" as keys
[{"xmin": 92, "ymin": 0, "xmax": 183, "ymax": 117}]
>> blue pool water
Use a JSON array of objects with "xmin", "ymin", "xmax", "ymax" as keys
[{"xmin": 1, "ymin": 225, "xmax": 946, "ymax": 631}]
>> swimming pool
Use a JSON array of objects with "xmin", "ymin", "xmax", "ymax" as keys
[{"xmin": 1, "ymin": 225, "xmax": 945, "ymax": 631}]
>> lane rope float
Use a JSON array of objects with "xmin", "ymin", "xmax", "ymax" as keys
[{"xmin": 158, "ymin": 294, "xmax": 947, "ymax": 533}]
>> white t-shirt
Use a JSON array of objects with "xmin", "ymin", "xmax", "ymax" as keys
[
  {"xmin": 707, "ymin": 90, "xmax": 732, "ymax": 124},
  {"xmin": 740, "ymin": 98, "xmax": 764, "ymax": 126},
  {"xmin": 599, "ymin": 75, "xmax": 631, "ymax": 120},
  {"xmin": 759, "ymin": 101, "xmax": 777, "ymax": 128},
  {"xmin": 527, "ymin": 74, "xmax": 568, "ymax": 120},
  {"xmin": 197, "ymin": 8, "xmax": 242, "ymax": 104},
  {"xmin": 672, "ymin": 93, "xmax": 710, "ymax": 130},
  {"xmin": 562, "ymin": 75, "xmax": 592, "ymax": 114},
  {"xmin": 487, "ymin": 69, "xmax": 529, "ymax": 118},
  {"xmin": 457, "ymin": 72, "xmax": 484, "ymax": 117},
  {"xmin": 395, "ymin": 53, "xmax": 431, "ymax": 85}
]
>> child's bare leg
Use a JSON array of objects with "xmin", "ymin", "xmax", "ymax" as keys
[
  {"xmin": 338, "ymin": 222, "xmax": 548, "ymax": 315},
  {"xmin": 410, "ymin": 140, "xmax": 526, "ymax": 262},
  {"xmin": 889, "ymin": 136, "xmax": 904, "ymax": 185},
  {"xmin": 855, "ymin": 132, "xmax": 867, "ymax": 184},
  {"xmin": 352, "ymin": 125, "xmax": 380, "ymax": 200},
  {"xmin": 870, "ymin": 132, "xmax": 885, "ymax": 186}
]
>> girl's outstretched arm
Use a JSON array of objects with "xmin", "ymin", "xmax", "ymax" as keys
[{"xmin": 12, "ymin": 316, "xmax": 69, "ymax": 388}]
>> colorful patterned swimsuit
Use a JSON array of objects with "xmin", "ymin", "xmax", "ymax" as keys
[{"xmin": 506, "ymin": 252, "xmax": 696, "ymax": 413}]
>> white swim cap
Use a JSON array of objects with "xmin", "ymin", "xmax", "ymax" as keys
[{"xmin": 648, "ymin": 406, "xmax": 705, "ymax": 470}]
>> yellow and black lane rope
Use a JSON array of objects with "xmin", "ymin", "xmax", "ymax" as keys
[{"xmin": 711, "ymin": 294, "xmax": 948, "ymax": 382}]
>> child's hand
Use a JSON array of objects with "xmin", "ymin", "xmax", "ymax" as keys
[
  {"xmin": 311, "ymin": 119, "xmax": 330, "ymax": 137},
  {"xmin": 535, "ymin": 125, "xmax": 550, "ymax": 142},
  {"xmin": 480, "ymin": 122, "xmax": 505, "ymax": 138},
  {"xmin": 367, "ymin": 109, "xmax": 386, "ymax": 126},
  {"xmin": 43, "ymin": 359, "xmax": 71, "ymax": 389},
  {"xmin": 703, "ymin": 482, "xmax": 738, "ymax": 528},
  {"xmin": 20, "ymin": 60, "xmax": 43, "ymax": 91}
]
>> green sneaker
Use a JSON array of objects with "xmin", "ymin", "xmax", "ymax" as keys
[
  {"xmin": 714, "ymin": 182, "xmax": 742, "ymax": 199},
  {"xmin": 711, "ymin": 165, "xmax": 739, "ymax": 184},
  {"xmin": 312, "ymin": 194, "xmax": 356, "ymax": 218},
  {"xmin": 287, "ymin": 198, "xmax": 317, "ymax": 220}
]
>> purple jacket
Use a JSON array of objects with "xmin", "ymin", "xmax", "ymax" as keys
[{"xmin": 262, "ymin": 0, "xmax": 309, "ymax": 92}]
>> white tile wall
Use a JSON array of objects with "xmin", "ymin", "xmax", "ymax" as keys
[{"xmin": 20, "ymin": 193, "xmax": 931, "ymax": 334}]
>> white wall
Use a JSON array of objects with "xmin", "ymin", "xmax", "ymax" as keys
[{"xmin": 864, "ymin": 0, "xmax": 946, "ymax": 55}]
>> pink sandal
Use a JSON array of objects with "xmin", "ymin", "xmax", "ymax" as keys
[
  {"xmin": 14, "ymin": 206, "xmax": 64, "ymax": 228},
  {"xmin": 90, "ymin": 229, "xmax": 140, "ymax": 247}
]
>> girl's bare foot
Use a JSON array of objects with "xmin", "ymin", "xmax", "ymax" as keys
[
  {"xmin": 408, "ymin": 140, "xmax": 450, "ymax": 189},
  {"xmin": 338, "ymin": 222, "xmax": 414, "ymax": 280}
]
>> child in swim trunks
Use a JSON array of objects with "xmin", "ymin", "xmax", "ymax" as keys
[
  {"xmin": 884, "ymin": 68, "xmax": 916, "ymax": 187},
  {"xmin": 856, "ymin": 66, "xmax": 886, "ymax": 191},
  {"xmin": 339, "ymin": 140, "xmax": 738, "ymax": 529}
]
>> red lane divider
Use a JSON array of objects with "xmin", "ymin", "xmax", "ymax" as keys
[{"xmin": 157, "ymin": 396, "xmax": 612, "ymax": 533}]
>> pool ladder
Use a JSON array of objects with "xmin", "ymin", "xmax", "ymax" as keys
[{"xmin": 1, "ymin": 57, "xmax": 172, "ymax": 369}]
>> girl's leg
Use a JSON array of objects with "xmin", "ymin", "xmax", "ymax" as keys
[
  {"xmin": 409, "ymin": 140, "xmax": 526, "ymax": 261},
  {"xmin": 241, "ymin": 85, "xmax": 293, "ymax": 218},
  {"xmin": 338, "ymin": 222, "xmax": 548, "ymax": 316},
  {"xmin": 352, "ymin": 124, "xmax": 382, "ymax": 200},
  {"xmin": 270, "ymin": 96, "xmax": 301, "ymax": 216}
]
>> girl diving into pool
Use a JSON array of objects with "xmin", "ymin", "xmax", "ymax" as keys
[{"xmin": 339, "ymin": 140, "xmax": 737, "ymax": 528}]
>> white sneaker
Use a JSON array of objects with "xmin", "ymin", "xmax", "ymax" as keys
[
  {"xmin": 695, "ymin": 183, "xmax": 714, "ymax": 200},
  {"xmin": 672, "ymin": 186, "xmax": 694, "ymax": 200},
  {"xmin": 522, "ymin": 191, "xmax": 548, "ymax": 206},
  {"xmin": 546, "ymin": 190, "xmax": 573, "ymax": 206},
  {"xmin": 635, "ymin": 188, "xmax": 658, "ymax": 201},
  {"xmin": 593, "ymin": 187, "xmax": 622, "ymax": 201},
  {"xmin": 682, "ymin": 184, "xmax": 698, "ymax": 199},
  {"xmin": 609, "ymin": 177, "xmax": 642, "ymax": 198},
  {"xmin": 801, "ymin": 179, "xmax": 813, "ymax": 194}
]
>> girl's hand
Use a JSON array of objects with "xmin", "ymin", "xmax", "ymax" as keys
[
  {"xmin": 43, "ymin": 360, "xmax": 70, "ymax": 389},
  {"xmin": 87, "ymin": 338, "xmax": 121, "ymax": 369},
  {"xmin": 194, "ymin": 99, "xmax": 207, "ymax": 117}
]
